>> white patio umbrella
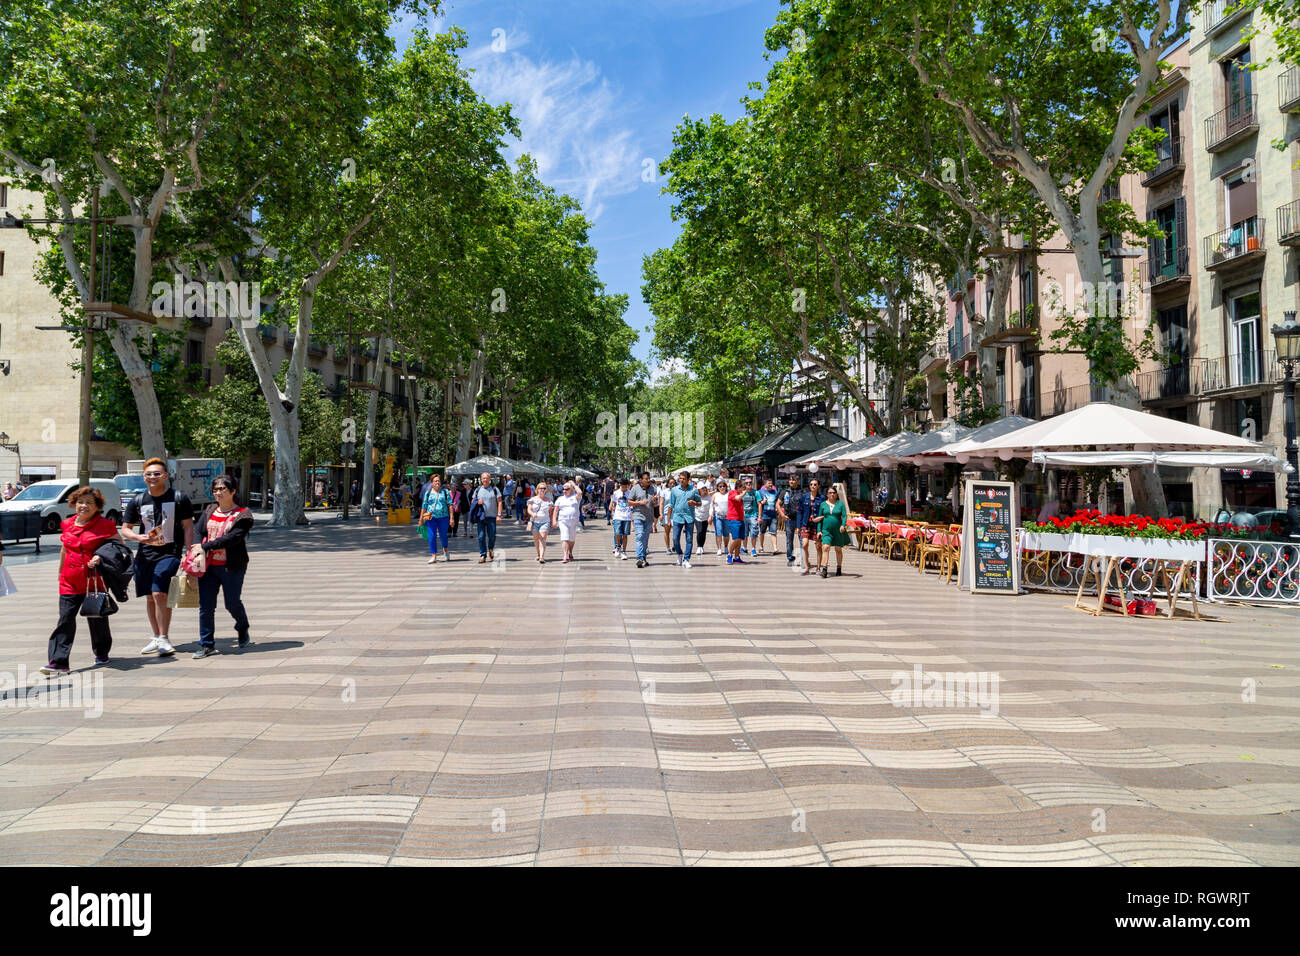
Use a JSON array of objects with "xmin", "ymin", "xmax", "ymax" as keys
[
  {"xmin": 928, "ymin": 415, "xmax": 1038, "ymax": 469},
  {"xmin": 445, "ymin": 455, "xmax": 518, "ymax": 477},
  {"xmin": 830, "ymin": 431, "xmax": 916, "ymax": 468},
  {"xmin": 879, "ymin": 421, "xmax": 973, "ymax": 470},
  {"xmin": 954, "ymin": 402, "xmax": 1268, "ymax": 462}
]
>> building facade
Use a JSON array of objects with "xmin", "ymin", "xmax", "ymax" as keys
[{"xmin": 918, "ymin": 16, "xmax": 1298, "ymax": 521}]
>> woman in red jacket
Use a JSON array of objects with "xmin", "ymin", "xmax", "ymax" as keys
[{"xmin": 41, "ymin": 486, "xmax": 121, "ymax": 675}]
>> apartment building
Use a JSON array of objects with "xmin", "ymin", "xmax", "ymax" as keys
[
  {"xmin": 0, "ymin": 181, "xmax": 135, "ymax": 484},
  {"xmin": 918, "ymin": 17, "xmax": 1298, "ymax": 521},
  {"xmin": 1184, "ymin": 2, "xmax": 1298, "ymax": 514}
]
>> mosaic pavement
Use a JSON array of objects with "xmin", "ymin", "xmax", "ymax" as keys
[{"xmin": 0, "ymin": 517, "xmax": 1297, "ymax": 866}]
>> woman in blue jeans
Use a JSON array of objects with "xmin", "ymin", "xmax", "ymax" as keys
[
  {"xmin": 188, "ymin": 475, "xmax": 254, "ymax": 659},
  {"xmin": 421, "ymin": 473, "xmax": 452, "ymax": 563}
]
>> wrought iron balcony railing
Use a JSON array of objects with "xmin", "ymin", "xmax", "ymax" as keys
[
  {"xmin": 1203, "ymin": 217, "xmax": 1264, "ymax": 269},
  {"xmin": 1204, "ymin": 95, "xmax": 1258, "ymax": 152},
  {"xmin": 1141, "ymin": 136, "xmax": 1184, "ymax": 186}
]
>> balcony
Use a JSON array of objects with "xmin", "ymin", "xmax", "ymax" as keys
[
  {"xmin": 1195, "ymin": 350, "xmax": 1281, "ymax": 395},
  {"xmin": 1204, "ymin": 96, "xmax": 1258, "ymax": 152},
  {"xmin": 1040, "ymin": 382, "xmax": 1126, "ymax": 418},
  {"xmin": 259, "ymin": 326, "xmax": 276, "ymax": 346},
  {"xmin": 1148, "ymin": 242, "xmax": 1190, "ymax": 291},
  {"xmin": 1141, "ymin": 136, "xmax": 1184, "ymax": 187},
  {"xmin": 308, "ymin": 340, "xmax": 327, "ymax": 357},
  {"xmin": 1278, "ymin": 198, "xmax": 1300, "ymax": 246},
  {"xmin": 1202, "ymin": 0, "xmax": 1252, "ymax": 36},
  {"xmin": 1282, "ymin": 67, "xmax": 1300, "ymax": 113},
  {"xmin": 1203, "ymin": 217, "xmax": 1265, "ymax": 271},
  {"xmin": 1001, "ymin": 396, "xmax": 1035, "ymax": 420},
  {"xmin": 1136, "ymin": 363, "xmax": 1192, "ymax": 404},
  {"xmin": 918, "ymin": 339, "xmax": 947, "ymax": 375},
  {"xmin": 980, "ymin": 308, "xmax": 1036, "ymax": 349}
]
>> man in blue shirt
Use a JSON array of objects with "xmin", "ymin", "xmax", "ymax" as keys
[
  {"xmin": 664, "ymin": 469, "xmax": 702, "ymax": 568},
  {"xmin": 758, "ymin": 479, "xmax": 779, "ymax": 555},
  {"xmin": 796, "ymin": 479, "xmax": 825, "ymax": 576}
]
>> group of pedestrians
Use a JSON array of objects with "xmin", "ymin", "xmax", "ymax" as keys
[
  {"xmin": 0, "ymin": 458, "xmax": 256, "ymax": 675},
  {"xmin": 408, "ymin": 468, "xmax": 851, "ymax": 577},
  {"xmin": 602, "ymin": 470, "xmax": 848, "ymax": 575}
]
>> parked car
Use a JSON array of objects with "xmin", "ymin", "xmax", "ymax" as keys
[
  {"xmin": 0, "ymin": 478, "xmax": 123, "ymax": 533},
  {"xmin": 1213, "ymin": 505, "xmax": 1287, "ymax": 529}
]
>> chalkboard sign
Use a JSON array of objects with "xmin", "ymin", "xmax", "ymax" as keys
[{"xmin": 961, "ymin": 480, "xmax": 1020, "ymax": 594}]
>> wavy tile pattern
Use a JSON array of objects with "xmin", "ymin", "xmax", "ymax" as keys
[{"xmin": 0, "ymin": 521, "xmax": 1296, "ymax": 866}]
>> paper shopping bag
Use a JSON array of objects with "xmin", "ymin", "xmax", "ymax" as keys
[{"xmin": 167, "ymin": 573, "xmax": 200, "ymax": 609}]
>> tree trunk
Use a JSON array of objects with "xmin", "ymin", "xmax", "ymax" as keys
[
  {"xmin": 359, "ymin": 330, "xmax": 390, "ymax": 518},
  {"xmin": 454, "ymin": 344, "xmax": 486, "ymax": 462},
  {"xmin": 403, "ymin": 356, "xmax": 419, "ymax": 469},
  {"xmin": 977, "ymin": 260, "xmax": 1015, "ymax": 411},
  {"xmin": 218, "ymin": 256, "xmax": 308, "ymax": 526}
]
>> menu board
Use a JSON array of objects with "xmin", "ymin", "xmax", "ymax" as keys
[{"xmin": 962, "ymin": 480, "xmax": 1020, "ymax": 594}]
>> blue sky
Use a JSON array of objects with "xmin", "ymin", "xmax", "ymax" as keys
[{"xmin": 394, "ymin": 0, "xmax": 782, "ymax": 373}]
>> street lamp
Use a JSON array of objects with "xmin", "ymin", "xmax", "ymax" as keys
[
  {"xmin": 1271, "ymin": 309, "xmax": 1300, "ymax": 541},
  {"xmin": 0, "ymin": 431, "xmax": 21, "ymax": 482}
]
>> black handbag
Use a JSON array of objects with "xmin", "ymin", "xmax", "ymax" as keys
[{"xmin": 79, "ymin": 573, "xmax": 118, "ymax": 619}]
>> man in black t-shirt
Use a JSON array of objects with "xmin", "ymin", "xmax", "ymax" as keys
[{"xmin": 122, "ymin": 458, "xmax": 195, "ymax": 657}]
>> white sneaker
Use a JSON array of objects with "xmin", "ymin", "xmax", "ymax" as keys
[
  {"xmin": 682, "ymin": 560, "xmax": 692, "ymax": 569},
  {"xmin": 716, "ymin": 548, "xmax": 722, "ymax": 556},
  {"xmin": 156, "ymin": 639, "xmax": 175, "ymax": 656},
  {"xmin": 140, "ymin": 637, "xmax": 163, "ymax": 655},
  {"xmin": 427, "ymin": 555, "xmax": 437, "ymax": 564},
  {"xmin": 675, "ymin": 556, "xmax": 681, "ymax": 565}
]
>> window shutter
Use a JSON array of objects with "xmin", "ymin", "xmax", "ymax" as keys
[
  {"xmin": 1169, "ymin": 100, "xmax": 1180, "ymax": 151},
  {"xmin": 1174, "ymin": 197, "xmax": 1186, "ymax": 255},
  {"xmin": 1147, "ymin": 211, "xmax": 1159, "ymax": 280}
]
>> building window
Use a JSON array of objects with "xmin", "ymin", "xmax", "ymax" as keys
[
  {"xmin": 0, "ymin": 250, "xmax": 5, "ymax": 276},
  {"xmin": 1017, "ymin": 263, "xmax": 1035, "ymax": 322},
  {"xmin": 0, "ymin": 183, "xmax": 7, "ymax": 207},
  {"xmin": 1224, "ymin": 48, "xmax": 1252, "ymax": 107},
  {"xmin": 1150, "ymin": 102, "xmax": 1180, "ymax": 158},
  {"xmin": 1224, "ymin": 167, "xmax": 1258, "ymax": 232},
  {"xmin": 1228, "ymin": 287, "xmax": 1262, "ymax": 387}
]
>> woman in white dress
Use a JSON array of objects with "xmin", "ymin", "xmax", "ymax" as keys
[
  {"xmin": 528, "ymin": 481, "xmax": 554, "ymax": 564},
  {"xmin": 552, "ymin": 481, "xmax": 583, "ymax": 563}
]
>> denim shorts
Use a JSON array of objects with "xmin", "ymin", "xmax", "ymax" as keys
[
  {"xmin": 745, "ymin": 516, "xmax": 761, "ymax": 538},
  {"xmin": 134, "ymin": 553, "xmax": 180, "ymax": 597},
  {"xmin": 760, "ymin": 515, "xmax": 776, "ymax": 533},
  {"xmin": 613, "ymin": 520, "xmax": 630, "ymax": 536},
  {"xmin": 713, "ymin": 516, "xmax": 726, "ymax": 538}
]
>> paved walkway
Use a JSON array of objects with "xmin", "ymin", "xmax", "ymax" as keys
[{"xmin": 0, "ymin": 518, "xmax": 1296, "ymax": 865}]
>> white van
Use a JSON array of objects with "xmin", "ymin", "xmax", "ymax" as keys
[{"xmin": 0, "ymin": 478, "xmax": 123, "ymax": 534}]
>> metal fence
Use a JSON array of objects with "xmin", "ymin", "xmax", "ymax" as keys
[
  {"xmin": 1020, "ymin": 550, "xmax": 1199, "ymax": 597},
  {"xmin": 1206, "ymin": 539, "xmax": 1300, "ymax": 604}
]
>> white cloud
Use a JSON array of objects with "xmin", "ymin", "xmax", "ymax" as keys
[{"xmin": 464, "ymin": 31, "xmax": 644, "ymax": 221}]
